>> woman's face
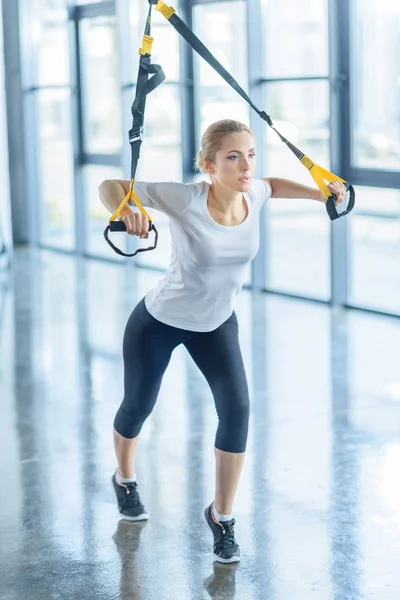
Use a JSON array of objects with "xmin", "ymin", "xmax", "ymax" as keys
[{"xmin": 207, "ymin": 131, "xmax": 257, "ymax": 192}]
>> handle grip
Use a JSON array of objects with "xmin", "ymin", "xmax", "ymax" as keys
[
  {"xmin": 103, "ymin": 221, "xmax": 158, "ymax": 257},
  {"xmin": 325, "ymin": 183, "xmax": 355, "ymax": 221}
]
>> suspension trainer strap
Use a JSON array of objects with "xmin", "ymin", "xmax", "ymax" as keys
[
  {"xmin": 156, "ymin": 0, "xmax": 355, "ymax": 221},
  {"xmin": 104, "ymin": 1, "xmax": 164, "ymax": 257}
]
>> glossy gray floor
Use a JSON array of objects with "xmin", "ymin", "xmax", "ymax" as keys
[{"xmin": 1, "ymin": 248, "xmax": 400, "ymax": 600}]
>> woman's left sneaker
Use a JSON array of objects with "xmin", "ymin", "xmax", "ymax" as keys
[
  {"xmin": 112, "ymin": 473, "xmax": 149, "ymax": 521},
  {"xmin": 204, "ymin": 503, "xmax": 241, "ymax": 563}
]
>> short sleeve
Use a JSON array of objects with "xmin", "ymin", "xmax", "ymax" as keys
[
  {"xmin": 249, "ymin": 178, "xmax": 272, "ymax": 208},
  {"xmin": 131, "ymin": 181, "xmax": 193, "ymax": 218}
]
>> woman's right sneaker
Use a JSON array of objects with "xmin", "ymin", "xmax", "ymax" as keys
[
  {"xmin": 112, "ymin": 473, "xmax": 148, "ymax": 521},
  {"xmin": 204, "ymin": 503, "xmax": 241, "ymax": 563}
]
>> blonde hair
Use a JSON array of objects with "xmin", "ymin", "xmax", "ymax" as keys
[{"xmin": 195, "ymin": 119, "xmax": 253, "ymax": 173}]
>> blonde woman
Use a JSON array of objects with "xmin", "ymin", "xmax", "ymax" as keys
[{"xmin": 99, "ymin": 119, "xmax": 346, "ymax": 563}]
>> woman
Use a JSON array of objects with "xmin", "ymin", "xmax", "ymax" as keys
[{"xmin": 99, "ymin": 119, "xmax": 345, "ymax": 564}]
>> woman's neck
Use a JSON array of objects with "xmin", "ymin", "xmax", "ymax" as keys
[{"xmin": 209, "ymin": 182, "xmax": 243, "ymax": 215}]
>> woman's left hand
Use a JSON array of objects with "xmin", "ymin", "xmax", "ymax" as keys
[{"xmin": 321, "ymin": 180, "xmax": 347, "ymax": 206}]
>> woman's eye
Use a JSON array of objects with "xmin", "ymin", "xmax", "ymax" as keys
[{"xmin": 227, "ymin": 154, "xmax": 256, "ymax": 160}]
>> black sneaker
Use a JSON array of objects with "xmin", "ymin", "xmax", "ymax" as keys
[
  {"xmin": 112, "ymin": 472, "xmax": 148, "ymax": 521},
  {"xmin": 205, "ymin": 503, "xmax": 241, "ymax": 563}
]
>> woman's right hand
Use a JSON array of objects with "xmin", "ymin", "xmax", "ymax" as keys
[{"xmin": 120, "ymin": 210, "xmax": 150, "ymax": 239}]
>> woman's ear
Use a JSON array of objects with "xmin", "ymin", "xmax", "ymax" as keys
[{"xmin": 204, "ymin": 158, "xmax": 215, "ymax": 175}]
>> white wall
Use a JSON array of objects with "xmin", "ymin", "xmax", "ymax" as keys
[{"xmin": 0, "ymin": 0, "xmax": 13, "ymax": 255}]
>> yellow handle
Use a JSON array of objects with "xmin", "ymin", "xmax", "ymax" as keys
[
  {"xmin": 109, "ymin": 179, "xmax": 153, "ymax": 224},
  {"xmin": 301, "ymin": 155, "xmax": 346, "ymax": 200}
]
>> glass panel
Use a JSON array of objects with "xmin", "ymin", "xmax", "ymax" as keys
[
  {"xmin": 352, "ymin": 0, "xmax": 400, "ymax": 169},
  {"xmin": 198, "ymin": 86, "xmax": 250, "ymax": 138},
  {"xmin": 194, "ymin": 2, "xmax": 247, "ymax": 89},
  {"xmin": 83, "ymin": 164, "xmax": 125, "ymax": 258},
  {"xmin": 349, "ymin": 186, "xmax": 400, "ymax": 315},
  {"xmin": 261, "ymin": 0, "xmax": 328, "ymax": 78},
  {"xmin": 37, "ymin": 88, "xmax": 75, "ymax": 250},
  {"xmin": 36, "ymin": 21, "xmax": 70, "ymax": 86},
  {"xmin": 151, "ymin": 24, "xmax": 180, "ymax": 82},
  {"xmin": 0, "ymin": 1, "xmax": 11, "ymax": 256},
  {"xmin": 143, "ymin": 85, "xmax": 181, "ymax": 145},
  {"xmin": 31, "ymin": 0, "xmax": 67, "ymax": 20},
  {"xmin": 193, "ymin": 1, "xmax": 250, "ymax": 161},
  {"xmin": 80, "ymin": 16, "xmax": 122, "ymax": 154},
  {"xmin": 264, "ymin": 81, "xmax": 331, "ymax": 299}
]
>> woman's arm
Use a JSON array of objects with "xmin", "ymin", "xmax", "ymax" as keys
[
  {"xmin": 98, "ymin": 179, "xmax": 149, "ymax": 237},
  {"xmin": 262, "ymin": 177, "xmax": 346, "ymax": 205},
  {"xmin": 98, "ymin": 179, "xmax": 133, "ymax": 216}
]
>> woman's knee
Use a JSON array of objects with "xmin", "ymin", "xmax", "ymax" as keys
[
  {"xmin": 215, "ymin": 392, "xmax": 250, "ymax": 453},
  {"xmin": 114, "ymin": 403, "xmax": 154, "ymax": 439}
]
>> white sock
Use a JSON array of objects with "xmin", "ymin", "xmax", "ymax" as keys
[
  {"xmin": 116, "ymin": 470, "xmax": 137, "ymax": 485},
  {"xmin": 212, "ymin": 502, "xmax": 233, "ymax": 523}
]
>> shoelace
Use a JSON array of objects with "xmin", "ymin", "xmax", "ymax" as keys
[
  {"xmin": 123, "ymin": 482, "xmax": 141, "ymax": 507},
  {"xmin": 216, "ymin": 518, "xmax": 236, "ymax": 549}
]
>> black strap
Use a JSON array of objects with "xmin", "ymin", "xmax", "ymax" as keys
[
  {"xmin": 129, "ymin": 3, "xmax": 165, "ymax": 180},
  {"xmin": 166, "ymin": 11, "xmax": 305, "ymax": 161},
  {"xmin": 104, "ymin": 1, "xmax": 163, "ymax": 258}
]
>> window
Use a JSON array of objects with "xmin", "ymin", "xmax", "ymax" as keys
[
  {"xmin": 80, "ymin": 16, "xmax": 122, "ymax": 155},
  {"xmin": 37, "ymin": 89, "xmax": 75, "ymax": 249},
  {"xmin": 21, "ymin": 0, "xmax": 75, "ymax": 249},
  {"xmin": 264, "ymin": 81, "xmax": 331, "ymax": 300},
  {"xmin": 261, "ymin": 0, "xmax": 328, "ymax": 79},
  {"xmin": 352, "ymin": 0, "xmax": 400, "ymax": 169},
  {"xmin": 194, "ymin": 2, "xmax": 249, "ymax": 136},
  {"xmin": 349, "ymin": 186, "xmax": 400, "ymax": 314}
]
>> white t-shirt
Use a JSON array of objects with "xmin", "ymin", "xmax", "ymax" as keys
[{"xmin": 133, "ymin": 178, "xmax": 272, "ymax": 332}]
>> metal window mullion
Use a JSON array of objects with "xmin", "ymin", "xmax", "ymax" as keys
[
  {"xmin": 24, "ymin": 84, "xmax": 72, "ymax": 92},
  {"xmin": 347, "ymin": 167, "xmax": 400, "ymax": 189},
  {"xmin": 24, "ymin": 91, "xmax": 42, "ymax": 245},
  {"xmin": 190, "ymin": 0, "xmax": 203, "ymax": 163},
  {"xmin": 83, "ymin": 153, "xmax": 122, "ymax": 167},
  {"xmin": 328, "ymin": 0, "xmax": 351, "ymax": 307},
  {"xmin": 73, "ymin": 1, "xmax": 116, "ymax": 20},
  {"xmin": 68, "ymin": 13, "xmax": 86, "ymax": 254},
  {"xmin": 3, "ymin": 0, "xmax": 30, "ymax": 244},
  {"xmin": 179, "ymin": 0, "xmax": 196, "ymax": 181},
  {"xmin": 259, "ymin": 76, "xmax": 329, "ymax": 84},
  {"xmin": 247, "ymin": 0, "xmax": 267, "ymax": 291},
  {"xmin": 19, "ymin": 0, "xmax": 41, "ymax": 245}
]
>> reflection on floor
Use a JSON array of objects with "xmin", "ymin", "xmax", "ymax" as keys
[{"xmin": 0, "ymin": 248, "xmax": 399, "ymax": 600}]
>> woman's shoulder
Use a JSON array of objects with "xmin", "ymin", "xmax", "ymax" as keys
[
  {"xmin": 248, "ymin": 178, "xmax": 272, "ymax": 207},
  {"xmin": 136, "ymin": 179, "xmax": 208, "ymax": 196}
]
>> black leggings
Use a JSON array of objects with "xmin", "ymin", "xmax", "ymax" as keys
[{"xmin": 114, "ymin": 299, "xmax": 250, "ymax": 453}]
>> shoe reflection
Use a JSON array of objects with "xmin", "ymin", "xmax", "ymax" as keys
[
  {"xmin": 113, "ymin": 520, "xmax": 148, "ymax": 600},
  {"xmin": 203, "ymin": 562, "xmax": 239, "ymax": 599}
]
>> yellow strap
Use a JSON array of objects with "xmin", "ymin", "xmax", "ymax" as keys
[
  {"xmin": 109, "ymin": 180, "xmax": 152, "ymax": 223},
  {"xmin": 139, "ymin": 34, "xmax": 154, "ymax": 56},
  {"xmin": 130, "ymin": 189, "xmax": 152, "ymax": 221},
  {"xmin": 301, "ymin": 155, "xmax": 346, "ymax": 200},
  {"xmin": 156, "ymin": 0, "xmax": 176, "ymax": 20}
]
